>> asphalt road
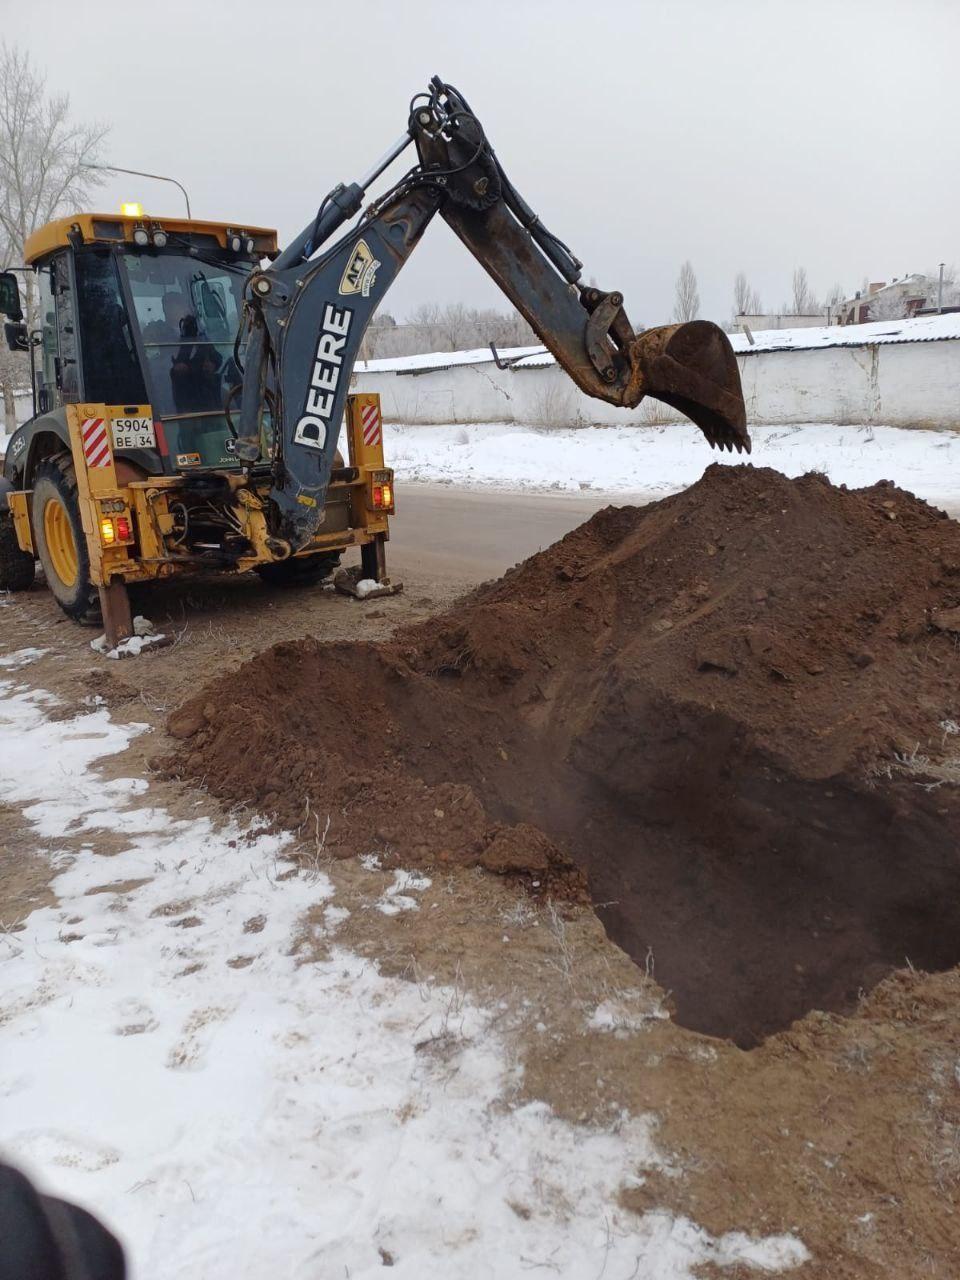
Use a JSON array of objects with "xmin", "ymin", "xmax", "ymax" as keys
[
  {"xmin": 387, "ymin": 482, "xmax": 636, "ymax": 584},
  {"xmin": 387, "ymin": 481, "xmax": 960, "ymax": 587}
]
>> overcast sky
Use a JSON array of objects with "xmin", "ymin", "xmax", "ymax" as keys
[{"xmin": 4, "ymin": 0, "xmax": 958, "ymax": 325}]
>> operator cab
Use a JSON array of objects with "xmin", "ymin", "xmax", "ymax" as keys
[{"xmin": 18, "ymin": 210, "xmax": 278, "ymax": 474}]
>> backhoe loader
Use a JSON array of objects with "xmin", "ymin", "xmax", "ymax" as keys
[{"xmin": 0, "ymin": 77, "xmax": 749, "ymax": 646}]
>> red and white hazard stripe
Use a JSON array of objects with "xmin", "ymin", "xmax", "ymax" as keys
[
  {"xmin": 81, "ymin": 418, "xmax": 112, "ymax": 469},
  {"xmin": 360, "ymin": 403, "xmax": 382, "ymax": 448}
]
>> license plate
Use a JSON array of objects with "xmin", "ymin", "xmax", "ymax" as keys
[{"xmin": 111, "ymin": 417, "xmax": 156, "ymax": 450}]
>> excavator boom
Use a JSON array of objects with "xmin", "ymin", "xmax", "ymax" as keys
[{"xmin": 238, "ymin": 78, "xmax": 749, "ymax": 553}]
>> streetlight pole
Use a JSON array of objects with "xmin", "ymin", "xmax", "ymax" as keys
[
  {"xmin": 82, "ymin": 164, "xmax": 192, "ymax": 219},
  {"xmin": 938, "ymin": 263, "xmax": 945, "ymax": 314}
]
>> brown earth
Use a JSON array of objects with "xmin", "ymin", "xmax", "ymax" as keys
[
  {"xmin": 165, "ymin": 464, "xmax": 960, "ymax": 1047},
  {"xmin": 309, "ymin": 865, "xmax": 960, "ymax": 1280},
  {"xmin": 3, "ymin": 473, "xmax": 960, "ymax": 1276}
]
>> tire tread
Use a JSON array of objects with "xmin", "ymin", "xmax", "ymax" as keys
[
  {"xmin": 33, "ymin": 454, "xmax": 101, "ymax": 625},
  {"xmin": 0, "ymin": 514, "xmax": 35, "ymax": 591}
]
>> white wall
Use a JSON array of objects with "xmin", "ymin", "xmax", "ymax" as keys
[{"xmin": 354, "ymin": 339, "xmax": 960, "ymax": 430}]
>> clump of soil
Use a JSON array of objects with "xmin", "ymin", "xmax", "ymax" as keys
[{"xmin": 166, "ymin": 466, "xmax": 960, "ymax": 1046}]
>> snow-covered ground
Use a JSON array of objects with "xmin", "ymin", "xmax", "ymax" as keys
[
  {"xmin": 6, "ymin": 398, "xmax": 955, "ymax": 513},
  {"xmin": 0, "ymin": 668, "xmax": 808, "ymax": 1278},
  {"xmin": 383, "ymin": 421, "xmax": 960, "ymax": 508}
]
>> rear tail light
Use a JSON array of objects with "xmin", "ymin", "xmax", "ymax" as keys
[
  {"xmin": 100, "ymin": 512, "xmax": 133, "ymax": 544},
  {"xmin": 373, "ymin": 482, "xmax": 394, "ymax": 510}
]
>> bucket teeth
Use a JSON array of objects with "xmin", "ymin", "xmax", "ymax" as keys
[{"xmin": 630, "ymin": 321, "xmax": 751, "ymax": 454}]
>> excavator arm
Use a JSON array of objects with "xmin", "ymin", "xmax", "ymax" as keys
[{"xmin": 237, "ymin": 78, "xmax": 749, "ymax": 554}]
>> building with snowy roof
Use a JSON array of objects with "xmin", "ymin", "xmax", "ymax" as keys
[{"xmin": 353, "ymin": 314, "xmax": 960, "ymax": 432}]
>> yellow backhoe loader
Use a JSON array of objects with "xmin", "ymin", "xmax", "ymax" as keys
[{"xmin": 0, "ymin": 77, "xmax": 748, "ymax": 646}]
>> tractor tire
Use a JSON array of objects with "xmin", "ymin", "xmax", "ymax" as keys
[
  {"xmin": 255, "ymin": 551, "xmax": 341, "ymax": 588},
  {"xmin": 32, "ymin": 456, "xmax": 101, "ymax": 625},
  {"xmin": 0, "ymin": 513, "xmax": 35, "ymax": 592}
]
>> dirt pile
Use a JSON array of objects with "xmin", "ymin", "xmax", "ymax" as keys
[{"xmin": 167, "ymin": 465, "xmax": 960, "ymax": 1046}]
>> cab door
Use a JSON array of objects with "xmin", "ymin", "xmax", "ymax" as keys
[
  {"xmin": 51, "ymin": 252, "xmax": 82, "ymax": 402},
  {"xmin": 34, "ymin": 251, "xmax": 81, "ymax": 412}
]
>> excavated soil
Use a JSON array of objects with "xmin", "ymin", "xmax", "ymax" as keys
[{"xmin": 166, "ymin": 465, "xmax": 960, "ymax": 1047}]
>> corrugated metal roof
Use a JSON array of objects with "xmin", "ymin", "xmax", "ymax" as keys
[
  {"xmin": 355, "ymin": 315, "xmax": 960, "ymax": 376},
  {"xmin": 728, "ymin": 312, "xmax": 960, "ymax": 355},
  {"xmin": 355, "ymin": 345, "xmax": 543, "ymax": 376}
]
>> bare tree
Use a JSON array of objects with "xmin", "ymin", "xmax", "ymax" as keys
[
  {"xmin": 868, "ymin": 288, "xmax": 910, "ymax": 321},
  {"xmin": 790, "ymin": 266, "xmax": 818, "ymax": 315},
  {"xmin": 732, "ymin": 270, "xmax": 762, "ymax": 318},
  {"xmin": 820, "ymin": 282, "xmax": 845, "ymax": 324},
  {"xmin": 823, "ymin": 281, "xmax": 844, "ymax": 318},
  {"xmin": 0, "ymin": 341, "xmax": 26, "ymax": 433},
  {"xmin": 0, "ymin": 44, "xmax": 108, "ymax": 326},
  {"xmin": 359, "ymin": 301, "xmax": 538, "ymax": 359},
  {"xmin": 407, "ymin": 301, "xmax": 442, "ymax": 328},
  {"xmin": 733, "ymin": 271, "xmax": 749, "ymax": 315},
  {"xmin": 673, "ymin": 260, "xmax": 700, "ymax": 322},
  {"xmin": 437, "ymin": 302, "xmax": 472, "ymax": 350}
]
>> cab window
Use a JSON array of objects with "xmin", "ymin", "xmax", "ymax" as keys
[
  {"xmin": 34, "ymin": 252, "xmax": 85, "ymax": 411},
  {"xmin": 52, "ymin": 253, "xmax": 80, "ymax": 402},
  {"xmin": 120, "ymin": 254, "xmax": 244, "ymax": 417},
  {"xmin": 75, "ymin": 251, "xmax": 147, "ymax": 405}
]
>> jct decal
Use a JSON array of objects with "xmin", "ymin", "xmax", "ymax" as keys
[{"xmin": 339, "ymin": 239, "xmax": 380, "ymax": 298}]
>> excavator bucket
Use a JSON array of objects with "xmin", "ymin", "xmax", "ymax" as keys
[{"xmin": 629, "ymin": 321, "xmax": 751, "ymax": 453}]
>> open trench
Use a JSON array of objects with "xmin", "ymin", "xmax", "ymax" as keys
[
  {"xmin": 170, "ymin": 609, "xmax": 960, "ymax": 1052},
  {"xmin": 399, "ymin": 669, "xmax": 960, "ymax": 1049}
]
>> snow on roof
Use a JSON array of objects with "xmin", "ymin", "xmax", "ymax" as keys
[
  {"xmin": 871, "ymin": 273, "xmax": 928, "ymax": 295},
  {"xmin": 355, "ymin": 345, "xmax": 544, "ymax": 375},
  {"xmin": 356, "ymin": 314, "xmax": 960, "ymax": 376},
  {"xmin": 512, "ymin": 349, "xmax": 558, "ymax": 368},
  {"xmin": 727, "ymin": 312, "xmax": 960, "ymax": 354}
]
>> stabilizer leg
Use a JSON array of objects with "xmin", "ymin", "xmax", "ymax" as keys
[
  {"xmin": 361, "ymin": 535, "xmax": 388, "ymax": 583},
  {"xmin": 98, "ymin": 582, "xmax": 133, "ymax": 650},
  {"xmin": 335, "ymin": 535, "xmax": 402, "ymax": 600}
]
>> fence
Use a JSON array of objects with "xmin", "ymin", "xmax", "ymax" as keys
[{"xmin": 353, "ymin": 322, "xmax": 960, "ymax": 430}]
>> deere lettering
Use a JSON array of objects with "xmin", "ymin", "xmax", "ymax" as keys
[{"xmin": 294, "ymin": 302, "xmax": 353, "ymax": 451}]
